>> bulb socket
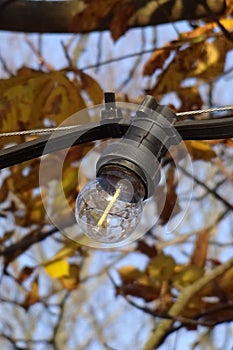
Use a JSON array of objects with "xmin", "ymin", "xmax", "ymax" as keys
[
  {"xmin": 97, "ymin": 96, "xmax": 180, "ymax": 199},
  {"xmin": 97, "ymin": 163, "xmax": 146, "ymax": 202}
]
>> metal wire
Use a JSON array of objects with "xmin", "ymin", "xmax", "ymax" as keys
[
  {"xmin": 0, "ymin": 105, "xmax": 233, "ymax": 137},
  {"xmin": 176, "ymin": 105, "xmax": 233, "ymax": 117},
  {"xmin": 0, "ymin": 125, "xmax": 79, "ymax": 137}
]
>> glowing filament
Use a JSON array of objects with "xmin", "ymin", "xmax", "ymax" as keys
[{"xmin": 97, "ymin": 187, "xmax": 121, "ymax": 227}]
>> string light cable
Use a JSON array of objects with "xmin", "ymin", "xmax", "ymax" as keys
[
  {"xmin": 0, "ymin": 99, "xmax": 233, "ymax": 170},
  {"xmin": 0, "ymin": 104, "xmax": 233, "ymax": 138}
]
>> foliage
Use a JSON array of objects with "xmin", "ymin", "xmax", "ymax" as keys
[{"xmin": 0, "ymin": 2, "xmax": 233, "ymax": 350}]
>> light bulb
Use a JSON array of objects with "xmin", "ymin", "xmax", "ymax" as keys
[{"xmin": 75, "ymin": 166, "xmax": 145, "ymax": 244}]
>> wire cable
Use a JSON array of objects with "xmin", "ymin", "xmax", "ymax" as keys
[
  {"xmin": 0, "ymin": 125, "xmax": 79, "ymax": 137},
  {"xmin": 0, "ymin": 105, "xmax": 233, "ymax": 170},
  {"xmin": 176, "ymin": 105, "xmax": 233, "ymax": 117},
  {"xmin": 0, "ymin": 104, "xmax": 233, "ymax": 138}
]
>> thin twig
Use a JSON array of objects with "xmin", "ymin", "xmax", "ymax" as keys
[
  {"xmin": 179, "ymin": 166, "xmax": 233, "ymax": 211},
  {"xmin": 117, "ymin": 28, "xmax": 146, "ymax": 91},
  {"xmin": 157, "ymin": 209, "xmax": 229, "ymax": 250},
  {"xmin": 0, "ymin": 52, "xmax": 13, "ymax": 76},
  {"xmin": 24, "ymin": 34, "xmax": 55, "ymax": 71},
  {"xmin": 61, "ymin": 40, "xmax": 73, "ymax": 67},
  {"xmin": 53, "ymin": 291, "xmax": 70, "ymax": 348},
  {"xmin": 80, "ymin": 46, "xmax": 176, "ymax": 71},
  {"xmin": 95, "ymin": 32, "xmax": 103, "ymax": 73},
  {"xmin": 0, "ymin": 332, "xmax": 52, "ymax": 346}
]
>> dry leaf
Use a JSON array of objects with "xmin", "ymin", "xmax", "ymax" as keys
[
  {"xmin": 156, "ymin": 166, "xmax": 181, "ymax": 225},
  {"xmin": 41, "ymin": 72, "xmax": 86, "ymax": 125},
  {"xmin": 149, "ymin": 43, "xmax": 204, "ymax": 95},
  {"xmin": 18, "ymin": 266, "xmax": 34, "ymax": 283},
  {"xmin": 59, "ymin": 264, "xmax": 80, "ymax": 290},
  {"xmin": 0, "ymin": 69, "xmax": 87, "ymax": 149},
  {"xmin": 79, "ymin": 71, "xmax": 103, "ymax": 105},
  {"xmin": 23, "ymin": 276, "xmax": 39, "ymax": 310},
  {"xmin": 191, "ymin": 229, "xmax": 209, "ymax": 268},
  {"xmin": 137, "ymin": 240, "xmax": 157, "ymax": 258},
  {"xmin": 150, "ymin": 36, "xmax": 233, "ymax": 96},
  {"xmin": 0, "ymin": 179, "xmax": 8, "ymax": 203},
  {"xmin": 71, "ymin": 0, "xmax": 120, "ymax": 33},
  {"xmin": 143, "ymin": 47, "xmax": 172, "ymax": 76},
  {"xmin": 177, "ymin": 86, "xmax": 203, "ymax": 112},
  {"xmin": 110, "ymin": 0, "xmax": 136, "ymax": 41},
  {"xmin": 219, "ymin": 267, "xmax": 233, "ymax": 298},
  {"xmin": 178, "ymin": 23, "xmax": 213, "ymax": 42},
  {"xmin": 118, "ymin": 265, "xmax": 160, "ymax": 301},
  {"xmin": 185, "ymin": 140, "xmax": 216, "ymax": 161}
]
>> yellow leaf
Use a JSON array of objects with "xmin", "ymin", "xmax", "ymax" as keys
[
  {"xmin": 172, "ymin": 265, "xmax": 204, "ymax": 288},
  {"xmin": 185, "ymin": 140, "xmax": 216, "ymax": 161},
  {"xmin": 0, "ymin": 69, "xmax": 88, "ymax": 149},
  {"xmin": 149, "ymin": 60, "xmax": 184, "ymax": 96},
  {"xmin": 41, "ymin": 72, "xmax": 87, "ymax": 125},
  {"xmin": 45, "ymin": 259, "xmax": 70, "ymax": 278},
  {"xmin": 147, "ymin": 253, "xmax": 175, "ymax": 282},
  {"xmin": 118, "ymin": 265, "xmax": 146, "ymax": 283},
  {"xmin": 50, "ymin": 166, "xmax": 78, "ymax": 215},
  {"xmin": 62, "ymin": 166, "xmax": 78, "ymax": 196},
  {"xmin": 150, "ymin": 36, "xmax": 233, "ymax": 96},
  {"xmin": 28, "ymin": 195, "xmax": 45, "ymax": 224},
  {"xmin": 219, "ymin": 18, "xmax": 233, "ymax": 30},
  {"xmin": 43, "ymin": 245, "xmax": 76, "ymax": 278},
  {"xmin": 189, "ymin": 38, "xmax": 233, "ymax": 80},
  {"xmin": 14, "ymin": 192, "xmax": 45, "ymax": 227},
  {"xmin": 150, "ymin": 43, "xmax": 203, "ymax": 95}
]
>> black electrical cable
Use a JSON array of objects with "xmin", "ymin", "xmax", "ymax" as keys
[
  {"xmin": 176, "ymin": 116, "xmax": 233, "ymax": 140},
  {"xmin": 0, "ymin": 116, "xmax": 233, "ymax": 170}
]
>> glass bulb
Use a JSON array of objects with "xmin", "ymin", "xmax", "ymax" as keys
[{"xmin": 75, "ymin": 167, "xmax": 145, "ymax": 244}]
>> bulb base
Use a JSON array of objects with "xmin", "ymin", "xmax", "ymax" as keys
[
  {"xmin": 96, "ymin": 97, "xmax": 180, "ymax": 198},
  {"xmin": 97, "ymin": 163, "xmax": 146, "ymax": 201}
]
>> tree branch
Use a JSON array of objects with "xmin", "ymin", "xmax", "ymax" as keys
[
  {"xmin": 144, "ymin": 256, "xmax": 233, "ymax": 350},
  {"xmin": 52, "ymin": 291, "xmax": 70, "ymax": 349},
  {"xmin": 179, "ymin": 166, "xmax": 233, "ymax": 212},
  {"xmin": 0, "ymin": 0, "xmax": 226, "ymax": 35},
  {"xmin": 0, "ymin": 227, "xmax": 58, "ymax": 264}
]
